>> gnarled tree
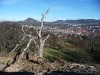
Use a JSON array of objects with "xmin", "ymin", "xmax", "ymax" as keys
[
  {"xmin": 36, "ymin": 8, "xmax": 50, "ymax": 61},
  {"xmin": 13, "ymin": 8, "xmax": 50, "ymax": 63}
]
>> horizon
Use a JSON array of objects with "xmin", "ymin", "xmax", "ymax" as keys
[
  {"xmin": 0, "ymin": 0, "xmax": 100, "ymax": 21},
  {"xmin": 1, "ymin": 17, "xmax": 100, "ymax": 22}
]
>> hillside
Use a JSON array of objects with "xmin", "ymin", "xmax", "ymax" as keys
[
  {"xmin": 18, "ymin": 18, "xmax": 40, "ymax": 26},
  {"xmin": 0, "ymin": 21, "xmax": 100, "ymax": 75}
]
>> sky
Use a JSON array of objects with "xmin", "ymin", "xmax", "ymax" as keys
[{"xmin": 0, "ymin": 0, "xmax": 100, "ymax": 21}]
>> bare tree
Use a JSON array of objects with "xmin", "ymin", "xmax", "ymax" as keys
[
  {"xmin": 9, "ymin": 8, "xmax": 51, "ymax": 63},
  {"xmin": 16, "ymin": 8, "xmax": 51, "ymax": 62},
  {"xmin": 36, "ymin": 7, "xmax": 51, "ymax": 61}
]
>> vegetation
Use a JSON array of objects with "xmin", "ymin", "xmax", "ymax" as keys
[
  {"xmin": 0, "ymin": 21, "xmax": 100, "ymax": 64},
  {"xmin": 0, "ymin": 21, "xmax": 22, "ymax": 54}
]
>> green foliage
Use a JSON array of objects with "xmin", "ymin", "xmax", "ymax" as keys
[
  {"xmin": 43, "ymin": 47, "xmax": 92, "ymax": 63},
  {"xmin": 73, "ymin": 50, "xmax": 92, "ymax": 63},
  {"xmin": 0, "ymin": 46, "xmax": 8, "ymax": 55},
  {"xmin": 0, "ymin": 21, "xmax": 100, "ymax": 64},
  {"xmin": 65, "ymin": 34, "xmax": 100, "ymax": 63},
  {"xmin": 0, "ymin": 21, "xmax": 37, "ymax": 54},
  {"xmin": 43, "ymin": 47, "xmax": 73, "ymax": 62},
  {"xmin": 0, "ymin": 21, "xmax": 23, "ymax": 53},
  {"xmin": 46, "ymin": 34, "xmax": 59, "ymax": 48}
]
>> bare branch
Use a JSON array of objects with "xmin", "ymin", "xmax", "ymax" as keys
[
  {"xmin": 28, "ymin": 49, "xmax": 34, "ymax": 54},
  {"xmin": 38, "ymin": 7, "xmax": 51, "ymax": 39},
  {"xmin": 23, "ymin": 36, "xmax": 37, "ymax": 52},
  {"xmin": 33, "ymin": 40, "xmax": 39, "ymax": 50},
  {"xmin": 46, "ymin": 7, "xmax": 51, "ymax": 15},
  {"xmin": 19, "ymin": 35, "xmax": 25, "ymax": 43},
  {"xmin": 22, "ymin": 26, "xmax": 26, "ymax": 35},
  {"xmin": 17, "ymin": 38, "xmax": 33, "ymax": 63},
  {"xmin": 22, "ymin": 26, "xmax": 33, "ymax": 38},
  {"xmin": 36, "ymin": 30, "xmax": 39, "ymax": 35},
  {"xmin": 24, "ymin": 38, "xmax": 33, "ymax": 52},
  {"xmin": 11, "ymin": 44, "xmax": 19, "ymax": 52},
  {"xmin": 43, "ymin": 34, "xmax": 50, "ymax": 43}
]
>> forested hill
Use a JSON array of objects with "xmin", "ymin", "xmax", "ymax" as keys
[{"xmin": 17, "ymin": 18, "xmax": 40, "ymax": 26}]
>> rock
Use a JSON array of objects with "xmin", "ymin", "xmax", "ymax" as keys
[
  {"xmin": 71, "ymin": 63, "xmax": 85, "ymax": 68},
  {"xmin": 0, "ymin": 62, "xmax": 5, "ymax": 71},
  {"xmin": 54, "ymin": 58, "xmax": 66, "ymax": 66},
  {"xmin": 4, "ymin": 64, "xmax": 22, "ymax": 72},
  {"xmin": 29, "ymin": 54, "xmax": 38, "ymax": 61}
]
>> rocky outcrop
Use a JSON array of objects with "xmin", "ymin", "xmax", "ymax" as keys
[{"xmin": 0, "ymin": 56, "xmax": 100, "ymax": 75}]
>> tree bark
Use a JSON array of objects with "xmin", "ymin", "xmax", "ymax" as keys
[
  {"xmin": 38, "ymin": 40, "xmax": 44, "ymax": 58},
  {"xmin": 36, "ymin": 8, "xmax": 50, "ymax": 60},
  {"xmin": 17, "ymin": 38, "xmax": 33, "ymax": 63}
]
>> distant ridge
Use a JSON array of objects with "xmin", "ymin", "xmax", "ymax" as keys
[
  {"xmin": 17, "ymin": 18, "xmax": 100, "ymax": 26},
  {"xmin": 17, "ymin": 18, "xmax": 40, "ymax": 26},
  {"xmin": 55, "ymin": 19, "xmax": 100, "ymax": 24}
]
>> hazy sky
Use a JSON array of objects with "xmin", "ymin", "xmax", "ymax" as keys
[{"xmin": 0, "ymin": 0, "xmax": 100, "ymax": 21}]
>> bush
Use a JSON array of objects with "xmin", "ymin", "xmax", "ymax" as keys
[
  {"xmin": 0, "ymin": 21, "xmax": 22, "ymax": 53},
  {"xmin": 73, "ymin": 50, "xmax": 92, "ymax": 63}
]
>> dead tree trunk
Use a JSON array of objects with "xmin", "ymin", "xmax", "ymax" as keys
[
  {"xmin": 38, "ymin": 40, "xmax": 44, "ymax": 58},
  {"xmin": 17, "ymin": 38, "xmax": 33, "ymax": 63},
  {"xmin": 36, "ymin": 8, "xmax": 50, "ymax": 61},
  {"xmin": 9, "ymin": 8, "xmax": 50, "ymax": 64}
]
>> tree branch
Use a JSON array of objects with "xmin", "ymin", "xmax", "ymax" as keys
[
  {"xmin": 23, "ymin": 38, "xmax": 33, "ymax": 52},
  {"xmin": 33, "ymin": 40, "xmax": 39, "ymax": 50},
  {"xmin": 38, "ymin": 7, "xmax": 51, "ymax": 39},
  {"xmin": 43, "ymin": 34, "xmax": 50, "ymax": 43},
  {"xmin": 22, "ymin": 26, "xmax": 33, "ymax": 38}
]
